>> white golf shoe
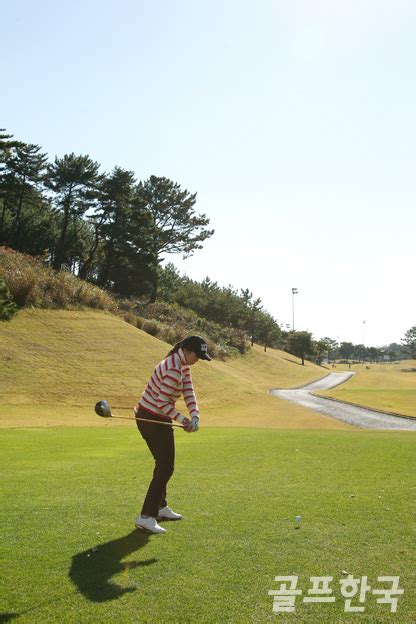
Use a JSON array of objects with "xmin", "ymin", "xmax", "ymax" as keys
[
  {"xmin": 157, "ymin": 505, "xmax": 183, "ymax": 520},
  {"xmin": 135, "ymin": 515, "xmax": 166, "ymax": 534}
]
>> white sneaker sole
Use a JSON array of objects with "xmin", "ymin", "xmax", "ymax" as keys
[{"xmin": 135, "ymin": 523, "xmax": 166, "ymax": 534}]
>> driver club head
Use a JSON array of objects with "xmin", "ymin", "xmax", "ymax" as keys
[{"xmin": 95, "ymin": 400, "xmax": 112, "ymax": 418}]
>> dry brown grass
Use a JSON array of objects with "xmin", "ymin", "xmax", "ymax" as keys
[
  {"xmin": 0, "ymin": 309, "xmax": 351, "ymax": 430},
  {"xmin": 0, "ymin": 247, "xmax": 117, "ymax": 311}
]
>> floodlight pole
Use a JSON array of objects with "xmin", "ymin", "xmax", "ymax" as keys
[
  {"xmin": 292, "ymin": 288, "xmax": 299, "ymax": 331},
  {"xmin": 363, "ymin": 320, "xmax": 366, "ymax": 346}
]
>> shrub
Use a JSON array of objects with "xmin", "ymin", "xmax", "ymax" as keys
[
  {"xmin": 159, "ymin": 324, "xmax": 185, "ymax": 346},
  {"xmin": 0, "ymin": 248, "xmax": 38, "ymax": 306},
  {"xmin": 131, "ymin": 299, "xmax": 250, "ymax": 357},
  {"xmin": 136, "ymin": 316, "xmax": 144, "ymax": 329},
  {"xmin": 136, "ymin": 301, "xmax": 200, "ymax": 330},
  {"xmin": 0, "ymin": 278, "xmax": 18, "ymax": 320},
  {"xmin": 142, "ymin": 319, "xmax": 163, "ymax": 337},
  {"xmin": 0, "ymin": 247, "xmax": 117, "ymax": 312},
  {"xmin": 123, "ymin": 311, "xmax": 137, "ymax": 326}
]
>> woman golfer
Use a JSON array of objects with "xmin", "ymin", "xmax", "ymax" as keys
[{"xmin": 134, "ymin": 335, "xmax": 211, "ymax": 534}]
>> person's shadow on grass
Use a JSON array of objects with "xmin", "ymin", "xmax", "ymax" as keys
[{"xmin": 69, "ymin": 530, "xmax": 157, "ymax": 602}]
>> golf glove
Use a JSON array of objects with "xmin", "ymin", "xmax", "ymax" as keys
[
  {"xmin": 182, "ymin": 417, "xmax": 192, "ymax": 432},
  {"xmin": 190, "ymin": 415, "xmax": 200, "ymax": 432}
]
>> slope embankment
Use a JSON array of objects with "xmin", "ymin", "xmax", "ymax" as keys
[{"xmin": 0, "ymin": 309, "xmax": 351, "ymax": 430}]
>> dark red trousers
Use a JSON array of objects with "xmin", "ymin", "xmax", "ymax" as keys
[{"xmin": 135, "ymin": 407, "xmax": 175, "ymax": 517}]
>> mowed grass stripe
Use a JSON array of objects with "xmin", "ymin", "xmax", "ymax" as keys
[{"xmin": 1, "ymin": 427, "xmax": 415, "ymax": 622}]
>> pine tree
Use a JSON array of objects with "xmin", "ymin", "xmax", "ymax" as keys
[
  {"xmin": 286, "ymin": 331, "xmax": 314, "ymax": 365},
  {"xmin": 2, "ymin": 143, "xmax": 49, "ymax": 248},
  {"xmin": 94, "ymin": 167, "xmax": 136, "ymax": 287},
  {"xmin": 5, "ymin": 144, "xmax": 48, "ymax": 234},
  {"xmin": 0, "ymin": 129, "xmax": 24, "ymax": 236},
  {"xmin": 402, "ymin": 326, "xmax": 416, "ymax": 359},
  {"xmin": 135, "ymin": 176, "xmax": 214, "ymax": 301},
  {"xmin": 45, "ymin": 153, "xmax": 102, "ymax": 270}
]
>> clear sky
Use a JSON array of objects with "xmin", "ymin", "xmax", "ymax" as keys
[{"xmin": 2, "ymin": 0, "xmax": 415, "ymax": 346}]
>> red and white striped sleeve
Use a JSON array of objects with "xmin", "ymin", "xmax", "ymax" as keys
[
  {"xmin": 153, "ymin": 355, "xmax": 187, "ymax": 423},
  {"xmin": 182, "ymin": 366, "xmax": 199, "ymax": 418}
]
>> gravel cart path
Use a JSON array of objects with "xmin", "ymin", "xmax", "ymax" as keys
[{"xmin": 270, "ymin": 373, "xmax": 416, "ymax": 431}]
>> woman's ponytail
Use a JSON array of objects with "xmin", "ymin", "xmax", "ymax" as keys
[{"xmin": 166, "ymin": 340, "xmax": 184, "ymax": 358}]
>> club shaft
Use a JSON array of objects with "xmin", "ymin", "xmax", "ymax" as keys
[{"xmin": 109, "ymin": 413, "xmax": 184, "ymax": 428}]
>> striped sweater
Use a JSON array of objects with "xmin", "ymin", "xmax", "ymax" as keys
[{"xmin": 139, "ymin": 348, "xmax": 199, "ymax": 423}]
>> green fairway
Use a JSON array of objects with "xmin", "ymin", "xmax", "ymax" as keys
[
  {"xmin": 321, "ymin": 362, "xmax": 416, "ymax": 418},
  {"xmin": 1, "ymin": 426, "xmax": 415, "ymax": 623}
]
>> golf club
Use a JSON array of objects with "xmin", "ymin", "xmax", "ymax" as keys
[{"xmin": 94, "ymin": 400, "xmax": 184, "ymax": 428}]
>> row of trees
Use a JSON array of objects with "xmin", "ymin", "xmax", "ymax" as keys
[
  {"xmin": 157, "ymin": 263, "xmax": 282, "ymax": 349},
  {"xmin": 400, "ymin": 327, "xmax": 416, "ymax": 359},
  {"xmin": 335, "ymin": 339, "xmax": 414, "ymax": 363},
  {"xmin": 2, "ymin": 130, "xmax": 414, "ymax": 360},
  {"xmin": 0, "ymin": 129, "xmax": 285, "ymax": 347},
  {"xmin": 0, "ymin": 130, "xmax": 213, "ymax": 301},
  {"xmin": 283, "ymin": 331, "xmax": 416, "ymax": 366}
]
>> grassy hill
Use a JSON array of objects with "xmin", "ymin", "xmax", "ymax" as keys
[{"xmin": 0, "ymin": 308, "xmax": 350, "ymax": 430}]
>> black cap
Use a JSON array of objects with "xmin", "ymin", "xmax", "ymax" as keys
[{"xmin": 182, "ymin": 335, "xmax": 212, "ymax": 361}]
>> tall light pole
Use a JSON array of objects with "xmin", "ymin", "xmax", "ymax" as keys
[
  {"xmin": 363, "ymin": 320, "xmax": 366, "ymax": 346},
  {"xmin": 292, "ymin": 288, "xmax": 299, "ymax": 331}
]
